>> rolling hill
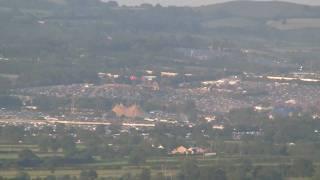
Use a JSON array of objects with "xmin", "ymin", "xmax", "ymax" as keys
[{"xmin": 197, "ymin": 1, "xmax": 320, "ymax": 19}]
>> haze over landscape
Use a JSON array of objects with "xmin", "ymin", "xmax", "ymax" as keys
[{"xmin": 2, "ymin": 0, "xmax": 320, "ymax": 179}]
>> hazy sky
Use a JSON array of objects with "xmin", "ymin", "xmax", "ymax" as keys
[{"xmin": 114, "ymin": 0, "xmax": 320, "ymax": 6}]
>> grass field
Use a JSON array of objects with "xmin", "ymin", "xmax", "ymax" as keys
[
  {"xmin": 0, "ymin": 169, "xmax": 156, "ymax": 178},
  {"xmin": 0, "ymin": 144, "xmax": 317, "ymax": 178},
  {"xmin": 0, "ymin": 158, "xmax": 312, "ymax": 178},
  {"xmin": 0, "ymin": 144, "xmax": 65, "ymax": 160},
  {"xmin": 267, "ymin": 18, "xmax": 320, "ymax": 30},
  {"xmin": 202, "ymin": 17, "xmax": 260, "ymax": 29}
]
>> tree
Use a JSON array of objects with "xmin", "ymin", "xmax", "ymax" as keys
[
  {"xmin": 0, "ymin": 95, "xmax": 22, "ymax": 109},
  {"xmin": 15, "ymin": 172, "xmax": 31, "ymax": 180},
  {"xmin": 106, "ymin": 1, "xmax": 118, "ymax": 7},
  {"xmin": 45, "ymin": 175, "xmax": 57, "ymax": 180},
  {"xmin": 128, "ymin": 148, "xmax": 146, "ymax": 165},
  {"xmin": 213, "ymin": 169, "xmax": 227, "ymax": 180},
  {"xmin": 179, "ymin": 100, "xmax": 198, "ymax": 122},
  {"xmin": 57, "ymin": 175, "xmax": 72, "ymax": 180},
  {"xmin": 43, "ymin": 156, "xmax": 63, "ymax": 174},
  {"xmin": 0, "ymin": 77, "xmax": 12, "ymax": 93},
  {"xmin": 119, "ymin": 173, "xmax": 133, "ymax": 180},
  {"xmin": 1, "ymin": 125, "xmax": 24, "ymax": 143},
  {"xmin": 95, "ymin": 125, "xmax": 106, "ymax": 135},
  {"xmin": 64, "ymin": 150, "xmax": 94, "ymax": 164},
  {"xmin": 17, "ymin": 149, "xmax": 41, "ymax": 167},
  {"xmin": 79, "ymin": 169, "xmax": 98, "ymax": 180},
  {"xmin": 60, "ymin": 136, "xmax": 76, "ymax": 155},
  {"xmin": 200, "ymin": 167, "xmax": 227, "ymax": 180},
  {"xmin": 139, "ymin": 168, "xmax": 151, "ymax": 180},
  {"xmin": 255, "ymin": 167, "xmax": 283, "ymax": 180},
  {"xmin": 38, "ymin": 136, "xmax": 50, "ymax": 152},
  {"xmin": 152, "ymin": 172, "xmax": 165, "ymax": 180},
  {"xmin": 228, "ymin": 159, "xmax": 253, "ymax": 180},
  {"xmin": 312, "ymin": 167, "xmax": 320, "ymax": 180},
  {"xmin": 177, "ymin": 159, "xmax": 200, "ymax": 180},
  {"xmin": 291, "ymin": 158, "xmax": 314, "ymax": 177},
  {"xmin": 240, "ymin": 159, "xmax": 253, "ymax": 173},
  {"xmin": 49, "ymin": 138, "xmax": 61, "ymax": 153}
]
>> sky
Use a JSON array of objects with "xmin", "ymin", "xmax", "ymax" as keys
[{"xmin": 114, "ymin": 0, "xmax": 320, "ymax": 6}]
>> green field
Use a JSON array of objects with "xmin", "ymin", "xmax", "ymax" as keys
[
  {"xmin": 267, "ymin": 18, "xmax": 320, "ymax": 30},
  {"xmin": 0, "ymin": 143, "xmax": 317, "ymax": 179},
  {"xmin": 202, "ymin": 17, "xmax": 260, "ymax": 29}
]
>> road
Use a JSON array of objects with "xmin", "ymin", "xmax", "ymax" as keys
[{"xmin": 0, "ymin": 119, "xmax": 155, "ymax": 127}]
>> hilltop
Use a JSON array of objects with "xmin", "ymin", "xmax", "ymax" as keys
[
  {"xmin": 197, "ymin": 1, "xmax": 320, "ymax": 18},
  {"xmin": 0, "ymin": 0, "xmax": 320, "ymax": 89}
]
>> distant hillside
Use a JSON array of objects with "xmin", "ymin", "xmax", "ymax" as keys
[
  {"xmin": 98, "ymin": 0, "xmax": 320, "ymax": 6},
  {"xmin": 0, "ymin": 0, "xmax": 62, "ymax": 9},
  {"xmin": 197, "ymin": 1, "xmax": 320, "ymax": 19}
]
